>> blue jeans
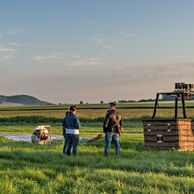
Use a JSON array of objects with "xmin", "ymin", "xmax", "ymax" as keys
[
  {"xmin": 66, "ymin": 134, "xmax": 79, "ymax": 156},
  {"xmin": 105, "ymin": 132, "xmax": 120, "ymax": 155},
  {"xmin": 63, "ymin": 135, "xmax": 67, "ymax": 154}
]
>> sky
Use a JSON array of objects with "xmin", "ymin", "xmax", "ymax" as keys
[{"xmin": 1, "ymin": 0, "xmax": 194, "ymax": 104}]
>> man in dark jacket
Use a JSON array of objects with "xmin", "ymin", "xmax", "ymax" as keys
[{"xmin": 103, "ymin": 102, "xmax": 123, "ymax": 155}]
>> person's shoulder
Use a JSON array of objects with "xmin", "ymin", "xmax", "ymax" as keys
[
  {"xmin": 65, "ymin": 114, "xmax": 71, "ymax": 120},
  {"xmin": 106, "ymin": 110, "xmax": 112, "ymax": 116},
  {"xmin": 107, "ymin": 110, "xmax": 115, "ymax": 117},
  {"xmin": 72, "ymin": 114, "xmax": 78, "ymax": 119},
  {"xmin": 115, "ymin": 110, "xmax": 122, "ymax": 117}
]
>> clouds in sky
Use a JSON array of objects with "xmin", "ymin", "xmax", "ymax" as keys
[
  {"xmin": 33, "ymin": 51, "xmax": 103, "ymax": 67},
  {"xmin": 120, "ymin": 32, "xmax": 134, "ymax": 38},
  {"xmin": 0, "ymin": 55, "xmax": 13, "ymax": 61},
  {"xmin": 93, "ymin": 34, "xmax": 115, "ymax": 50},
  {"xmin": 0, "ymin": 30, "xmax": 19, "ymax": 40},
  {"xmin": 1, "ymin": 1, "xmax": 194, "ymax": 103},
  {"xmin": 16, "ymin": 61, "xmax": 194, "ymax": 103},
  {"xmin": 92, "ymin": 31, "xmax": 134, "ymax": 52},
  {"xmin": 0, "ymin": 47, "xmax": 16, "ymax": 52},
  {"xmin": 0, "ymin": 42, "xmax": 16, "ymax": 63},
  {"xmin": 1, "ymin": 26, "xmax": 193, "ymax": 103},
  {"xmin": 71, "ymin": 57, "xmax": 102, "ymax": 66},
  {"xmin": 34, "ymin": 52, "xmax": 65, "ymax": 61},
  {"xmin": 0, "ymin": 41, "xmax": 31, "ymax": 49},
  {"xmin": 93, "ymin": 34, "xmax": 107, "ymax": 44},
  {"xmin": 7, "ymin": 42, "xmax": 31, "ymax": 47},
  {"xmin": 123, "ymin": 63, "xmax": 194, "ymax": 83},
  {"xmin": 0, "ymin": 40, "xmax": 32, "ymax": 65},
  {"xmin": 0, "ymin": 38, "xmax": 32, "ymax": 63}
]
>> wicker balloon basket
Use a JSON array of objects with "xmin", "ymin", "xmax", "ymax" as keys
[{"xmin": 143, "ymin": 83, "xmax": 194, "ymax": 151}]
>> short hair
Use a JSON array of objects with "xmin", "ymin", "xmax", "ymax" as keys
[
  {"xmin": 109, "ymin": 102, "xmax": 116, "ymax": 108},
  {"xmin": 70, "ymin": 106, "xmax": 77, "ymax": 112}
]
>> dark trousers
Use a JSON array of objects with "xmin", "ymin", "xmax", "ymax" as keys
[
  {"xmin": 63, "ymin": 135, "xmax": 67, "ymax": 154},
  {"xmin": 66, "ymin": 134, "xmax": 79, "ymax": 156}
]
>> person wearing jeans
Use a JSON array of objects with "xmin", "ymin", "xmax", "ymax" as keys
[
  {"xmin": 62, "ymin": 106, "xmax": 81, "ymax": 156},
  {"xmin": 66, "ymin": 134, "xmax": 79, "ymax": 155},
  {"xmin": 105, "ymin": 132, "xmax": 120, "ymax": 155},
  {"xmin": 103, "ymin": 102, "xmax": 123, "ymax": 156}
]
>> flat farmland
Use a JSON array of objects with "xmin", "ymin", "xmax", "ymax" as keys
[
  {"xmin": 1, "ymin": 101, "xmax": 194, "ymax": 119},
  {"xmin": 0, "ymin": 102, "xmax": 193, "ymax": 193}
]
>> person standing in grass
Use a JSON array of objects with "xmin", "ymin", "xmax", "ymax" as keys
[
  {"xmin": 103, "ymin": 102, "xmax": 123, "ymax": 156},
  {"xmin": 63, "ymin": 106, "xmax": 81, "ymax": 156},
  {"xmin": 62, "ymin": 111, "xmax": 69, "ymax": 154}
]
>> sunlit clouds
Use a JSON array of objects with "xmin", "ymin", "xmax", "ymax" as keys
[{"xmin": 1, "ymin": 1, "xmax": 194, "ymax": 103}]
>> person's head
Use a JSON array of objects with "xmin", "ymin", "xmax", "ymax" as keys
[
  {"xmin": 108, "ymin": 102, "xmax": 116, "ymax": 111},
  {"xmin": 70, "ymin": 105, "xmax": 77, "ymax": 114}
]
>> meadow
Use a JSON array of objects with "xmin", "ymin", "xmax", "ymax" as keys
[{"xmin": 0, "ymin": 102, "xmax": 193, "ymax": 193}]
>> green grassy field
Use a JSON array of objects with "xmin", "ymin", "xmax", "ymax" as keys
[{"xmin": 0, "ymin": 102, "xmax": 193, "ymax": 193}]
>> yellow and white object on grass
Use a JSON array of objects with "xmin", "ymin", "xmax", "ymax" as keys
[{"xmin": 31, "ymin": 125, "xmax": 51, "ymax": 144}]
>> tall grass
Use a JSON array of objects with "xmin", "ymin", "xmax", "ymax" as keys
[
  {"xmin": 0, "ymin": 135, "xmax": 193, "ymax": 193},
  {"xmin": 0, "ymin": 103, "xmax": 193, "ymax": 193}
]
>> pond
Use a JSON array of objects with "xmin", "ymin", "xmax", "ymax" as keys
[{"xmin": 0, "ymin": 134, "xmax": 92, "ymax": 142}]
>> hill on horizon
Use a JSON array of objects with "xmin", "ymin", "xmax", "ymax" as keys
[{"xmin": 0, "ymin": 95, "xmax": 51, "ymax": 105}]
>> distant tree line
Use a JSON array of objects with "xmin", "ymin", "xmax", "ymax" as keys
[
  {"xmin": 118, "ymin": 94, "xmax": 194, "ymax": 103},
  {"xmin": 118, "ymin": 99, "xmax": 155, "ymax": 103}
]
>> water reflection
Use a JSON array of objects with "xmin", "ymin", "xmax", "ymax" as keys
[{"xmin": 0, "ymin": 134, "xmax": 92, "ymax": 142}]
